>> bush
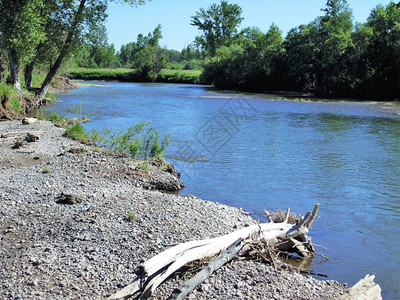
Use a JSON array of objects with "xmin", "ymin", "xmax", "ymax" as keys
[
  {"xmin": 49, "ymin": 113, "xmax": 63, "ymax": 123},
  {"xmin": 65, "ymin": 123, "xmax": 90, "ymax": 142},
  {"xmin": 90, "ymin": 122, "xmax": 171, "ymax": 160},
  {"xmin": 0, "ymin": 82, "xmax": 21, "ymax": 113}
]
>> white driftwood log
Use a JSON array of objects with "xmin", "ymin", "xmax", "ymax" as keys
[
  {"xmin": 108, "ymin": 204, "xmax": 319, "ymax": 300},
  {"xmin": 22, "ymin": 117, "xmax": 38, "ymax": 125},
  {"xmin": 340, "ymin": 274, "xmax": 382, "ymax": 300}
]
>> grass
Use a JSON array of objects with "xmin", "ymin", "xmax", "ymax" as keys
[
  {"xmin": 65, "ymin": 123, "xmax": 90, "ymax": 143},
  {"xmin": 42, "ymin": 167, "xmax": 51, "ymax": 174},
  {"xmin": 0, "ymin": 82, "xmax": 22, "ymax": 113},
  {"xmin": 126, "ymin": 210, "xmax": 136, "ymax": 222},
  {"xmin": 67, "ymin": 68, "xmax": 203, "ymax": 84}
]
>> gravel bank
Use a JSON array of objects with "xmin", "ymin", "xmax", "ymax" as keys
[{"xmin": 0, "ymin": 120, "xmax": 348, "ymax": 299}]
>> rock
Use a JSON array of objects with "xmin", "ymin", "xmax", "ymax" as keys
[
  {"xmin": 26, "ymin": 132, "xmax": 40, "ymax": 142},
  {"xmin": 56, "ymin": 192, "xmax": 83, "ymax": 205},
  {"xmin": 22, "ymin": 117, "xmax": 38, "ymax": 125},
  {"xmin": 12, "ymin": 138, "xmax": 25, "ymax": 149}
]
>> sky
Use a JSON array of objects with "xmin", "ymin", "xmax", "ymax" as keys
[{"xmin": 105, "ymin": 0, "xmax": 394, "ymax": 51}]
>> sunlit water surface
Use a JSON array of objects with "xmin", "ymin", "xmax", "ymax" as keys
[{"xmin": 39, "ymin": 82, "xmax": 400, "ymax": 299}]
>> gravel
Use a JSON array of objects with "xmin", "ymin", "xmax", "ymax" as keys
[{"xmin": 0, "ymin": 120, "xmax": 348, "ymax": 299}]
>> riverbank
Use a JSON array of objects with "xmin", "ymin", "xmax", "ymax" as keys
[
  {"xmin": 68, "ymin": 68, "xmax": 202, "ymax": 84},
  {"xmin": 0, "ymin": 119, "xmax": 349, "ymax": 299},
  {"xmin": 0, "ymin": 77, "xmax": 79, "ymax": 120}
]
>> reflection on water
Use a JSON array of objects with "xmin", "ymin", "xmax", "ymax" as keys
[{"xmin": 41, "ymin": 82, "xmax": 400, "ymax": 299}]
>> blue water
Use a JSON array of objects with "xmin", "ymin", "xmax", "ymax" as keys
[{"xmin": 40, "ymin": 82, "xmax": 400, "ymax": 299}]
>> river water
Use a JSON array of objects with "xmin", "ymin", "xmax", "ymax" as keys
[{"xmin": 39, "ymin": 82, "xmax": 400, "ymax": 299}]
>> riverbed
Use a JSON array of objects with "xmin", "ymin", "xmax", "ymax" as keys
[{"xmin": 39, "ymin": 81, "xmax": 400, "ymax": 299}]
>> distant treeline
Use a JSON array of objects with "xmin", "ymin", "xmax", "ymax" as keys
[
  {"xmin": 71, "ymin": 0, "xmax": 400, "ymax": 100},
  {"xmin": 0, "ymin": 0, "xmax": 399, "ymax": 100},
  {"xmin": 196, "ymin": 0, "xmax": 400, "ymax": 100}
]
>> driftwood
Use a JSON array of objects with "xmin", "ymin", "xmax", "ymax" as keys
[
  {"xmin": 170, "ymin": 238, "xmax": 244, "ymax": 300},
  {"xmin": 1, "ymin": 130, "xmax": 44, "ymax": 139},
  {"xmin": 340, "ymin": 275, "xmax": 382, "ymax": 300},
  {"xmin": 108, "ymin": 204, "xmax": 320, "ymax": 300},
  {"xmin": 22, "ymin": 117, "xmax": 38, "ymax": 125}
]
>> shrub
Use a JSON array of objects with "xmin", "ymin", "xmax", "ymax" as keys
[
  {"xmin": 49, "ymin": 113, "xmax": 63, "ymax": 123},
  {"xmin": 90, "ymin": 122, "xmax": 171, "ymax": 160},
  {"xmin": 65, "ymin": 123, "xmax": 89, "ymax": 142}
]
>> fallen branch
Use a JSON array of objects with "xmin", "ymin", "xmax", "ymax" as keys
[
  {"xmin": 170, "ymin": 238, "xmax": 244, "ymax": 300},
  {"xmin": 108, "ymin": 204, "xmax": 320, "ymax": 300}
]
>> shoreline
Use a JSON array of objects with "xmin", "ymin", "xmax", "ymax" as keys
[{"xmin": 0, "ymin": 119, "xmax": 349, "ymax": 299}]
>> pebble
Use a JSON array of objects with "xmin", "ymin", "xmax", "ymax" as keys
[{"xmin": 0, "ymin": 120, "xmax": 348, "ymax": 300}]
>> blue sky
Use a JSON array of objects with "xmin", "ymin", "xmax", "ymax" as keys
[{"xmin": 106, "ymin": 0, "xmax": 393, "ymax": 51}]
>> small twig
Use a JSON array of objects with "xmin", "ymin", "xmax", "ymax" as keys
[
  {"xmin": 284, "ymin": 207, "xmax": 291, "ymax": 223},
  {"xmin": 264, "ymin": 209, "xmax": 274, "ymax": 223}
]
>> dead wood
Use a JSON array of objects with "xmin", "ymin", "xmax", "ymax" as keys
[
  {"xmin": 340, "ymin": 274, "xmax": 382, "ymax": 300},
  {"xmin": 108, "ymin": 204, "xmax": 320, "ymax": 300},
  {"xmin": 170, "ymin": 238, "xmax": 244, "ymax": 300}
]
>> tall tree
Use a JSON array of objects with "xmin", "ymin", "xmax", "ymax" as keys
[
  {"xmin": 191, "ymin": 0, "xmax": 243, "ymax": 56},
  {"xmin": 0, "ymin": 0, "xmax": 46, "ymax": 91},
  {"xmin": 363, "ymin": 2, "xmax": 400, "ymax": 99},
  {"xmin": 37, "ymin": 0, "xmax": 148, "ymax": 100},
  {"xmin": 285, "ymin": 0, "xmax": 354, "ymax": 96}
]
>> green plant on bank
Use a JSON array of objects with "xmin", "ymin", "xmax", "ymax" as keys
[
  {"xmin": 137, "ymin": 160, "xmax": 150, "ymax": 172},
  {"xmin": 90, "ymin": 121, "xmax": 171, "ymax": 160},
  {"xmin": 0, "ymin": 83, "xmax": 22, "ymax": 113},
  {"xmin": 65, "ymin": 100, "xmax": 85, "ymax": 119},
  {"xmin": 65, "ymin": 123, "xmax": 90, "ymax": 142},
  {"xmin": 126, "ymin": 210, "xmax": 136, "ymax": 222},
  {"xmin": 42, "ymin": 167, "xmax": 51, "ymax": 174},
  {"xmin": 49, "ymin": 113, "xmax": 63, "ymax": 123}
]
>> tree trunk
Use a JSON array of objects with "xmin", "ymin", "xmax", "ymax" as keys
[
  {"xmin": 25, "ymin": 62, "xmax": 34, "ymax": 90},
  {"xmin": 8, "ymin": 49, "xmax": 21, "ymax": 91},
  {"xmin": 0, "ymin": 52, "xmax": 5, "ymax": 83},
  {"xmin": 38, "ymin": 0, "xmax": 87, "ymax": 101}
]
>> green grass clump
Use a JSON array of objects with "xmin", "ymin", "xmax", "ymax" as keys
[
  {"xmin": 0, "ymin": 82, "xmax": 22, "ymax": 113},
  {"xmin": 49, "ymin": 113, "xmax": 63, "ymax": 123},
  {"xmin": 65, "ymin": 123, "xmax": 90, "ymax": 142},
  {"xmin": 42, "ymin": 167, "xmax": 51, "ymax": 174},
  {"xmin": 126, "ymin": 210, "xmax": 136, "ymax": 222}
]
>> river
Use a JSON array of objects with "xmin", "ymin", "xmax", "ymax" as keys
[{"xmin": 39, "ymin": 82, "xmax": 400, "ymax": 299}]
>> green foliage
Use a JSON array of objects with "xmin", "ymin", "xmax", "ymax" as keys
[
  {"xmin": 90, "ymin": 122, "xmax": 171, "ymax": 160},
  {"xmin": 361, "ymin": 2, "xmax": 400, "ymax": 99},
  {"xmin": 137, "ymin": 161, "xmax": 150, "ymax": 172},
  {"xmin": 191, "ymin": 1, "xmax": 243, "ymax": 56},
  {"xmin": 65, "ymin": 123, "xmax": 90, "ymax": 142},
  {"xmin": 65, "ymin": 101, "xmax": 85, "ymax": 119},
  {"xmin": 0, "ymin": 82, "xmax": 21, "ymax": 112},
  {"xmin": 126, "ymin": 210, "xmax": 136, "ymax": 222},
  {"xmin": 42, "ymin": 167, "xmax": 51, "ymax": 174},
  {"xmin": 202, "ymin": 24, "xmax": 284, "ymax": 90},
  {"xmin": 49, "ymin": 113, "xmax": 63, "ymax": 123},
  {"xmin": 9, "ymin": 97, "xmax": 22, "ymax": 113}
]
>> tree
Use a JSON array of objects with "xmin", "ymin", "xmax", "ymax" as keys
[
  {"xmin": 0, "ymin": 0, "xmax": 46, "ymax": 91},
  {"xmin": 36, "ymin": 0, "xmax": 148, "ymax": 100},
  {"xmin": 363, "ymin": 2, "xmax": 400, "ymax": 99},
  {"xmin": 133, "ymin": 24, "xmax": 166, "ymax": 81},
  {"xmin": 284, "ymin": 0, "xmax": 354, "ymax": 96},
  {"xmin": 191, "ymin": 1, "xmax": 243, "ymax": 56},
  {"xmin": 201, "ymin": 24, "xmax": 284, "ymax": 91}
]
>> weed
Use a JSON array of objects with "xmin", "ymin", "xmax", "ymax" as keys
[
  {"xmin": 137, "ymin": 160, "xmax": 150, "ymax": 172},
  {"xmin": 65, "ymin": 123, "xmax": 90, "ymax": 142},
  {"xmin": 49, "ymin": 113, "xmax": 63, "ymax": 123},
  {"xmin": 126, "ymin": 210, "xmax": 136, "ymax": 222},
  {"xmin": 42, "ymin": 167, "xmax": 51, "ymax": 174},
  {"xmin": 9, "ymin": 96, "xmax": 22, "ymax": 113}
]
